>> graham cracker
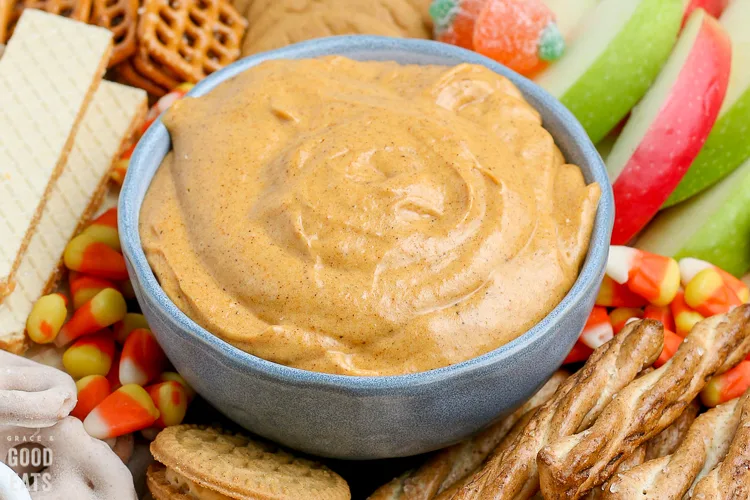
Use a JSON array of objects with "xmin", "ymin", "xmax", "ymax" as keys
[
  {"xmin": 0, "ymin": 81, "xmax": 147, "ymax": 354},
  {"xmin": 0, "ymin": 9, "xmax": 112, "ymax": 303}
]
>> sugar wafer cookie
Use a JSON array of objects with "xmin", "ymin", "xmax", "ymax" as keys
[
  {"xmin": 0, "ymin": 81, "xmax": 146, "ymax": 354},
  {"xmin": 0, "ymin": 10, "xmax": 112, "ymax": 303},
  {"xmin": 149, "ymin": 425, "xmax": 351, "ymax": 500}
]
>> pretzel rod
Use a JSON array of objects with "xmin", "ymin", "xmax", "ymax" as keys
[
  {"xmin": 448, "ymin": 319, "xmax": 664, "ymax": 500},
  {"xmin": 644, "ymin": 399, "xmax": 700, "ymax": 461},
  {"xmin": 691, "ymin": 391, "xmax": 750, "ymax": 499},
  {"xmin": 538, "ymin": 305, "xmax": 750, "ymax": 500},
  {"xmin": 589, "ymin": 446, "xmax": 646, "ymax": 499},
  {"xmin": 601, "ymin": 391, "xmax": 747, "ymax": 499},
  {"xmin": 369, "ymin": 371, "xmax": 569, "ymax": 500}
]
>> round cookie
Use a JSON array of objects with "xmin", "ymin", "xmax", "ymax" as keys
[{"xmin": 149, "ymin": 425, "xmax": 351, "ymax": 500}]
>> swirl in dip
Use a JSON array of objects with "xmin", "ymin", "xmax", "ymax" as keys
[{"xmin": 140, "ymin": 57, "xmax": 601, "ymax": 376}]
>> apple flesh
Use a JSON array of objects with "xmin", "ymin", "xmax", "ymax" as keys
[
  {"xmin": 535, "ymin": 0, "xmax": 683, "ymax": 144},
  {"xmin": 543, "ymin": 0, "xmax": 598, "ymax": 41},
  {"xmin": 606, "ymin": 10, "xmax": 731, "ymax": 245},
  {"xmin": 637, "ymin": 156, "xmax": 750, "ymax": 277},
  {"xmin": 665, "ymin": 0, "xmax": 750, "ymax": 207}
]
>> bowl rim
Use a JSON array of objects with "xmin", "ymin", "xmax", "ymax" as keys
[{"xmin": 120, "ymin": 35, "xmax": 614, "ymax": 391}]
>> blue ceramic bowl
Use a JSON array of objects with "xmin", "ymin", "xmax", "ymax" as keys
[{"xmin": 119, "ymin": 36, "xmax": 614, "ymax": 460}]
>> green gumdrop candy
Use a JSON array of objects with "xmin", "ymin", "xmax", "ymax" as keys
[
  {"xmin": 430, "ymin": 0, "xmax": 460, "ymax": 34},
  {"xmin": 538, "ymin": 22, "xmax": 565, "ymax": 62}
]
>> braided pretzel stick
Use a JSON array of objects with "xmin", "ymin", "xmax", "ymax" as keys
[
  {"xmin": 537, "ymin": 304, "xmax": 750, "ymax": 500},
  {"xmin": 643, "ymin": 398, "xmax": 700, "ymax": 461},
  {"xmin": 600, "ymin": 390, "xmax": 748, "ymax": 499},
  {"xmin": 0, "ymin": 351, "xmax": 76, "ymax": 428},
  {"xmin": 446, "ymin": 319, "xmax": 664, "ymax": 500},
  {"xmin": 369, "ymin": 371, "xmax": 569, "ymax": 500},
  {"xmin": 691, "ymin": 390, "xmax": 750, "ymax": 499}
]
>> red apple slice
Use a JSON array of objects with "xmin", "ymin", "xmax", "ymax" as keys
[
  {"xmin": 606, "ymin": 9, "xmax": 731, "ymax": 245},
  {"xmin": 683, "ymin": 0, "xmax": 730, "ymax": 23}
]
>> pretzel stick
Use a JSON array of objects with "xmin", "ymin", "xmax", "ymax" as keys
[
  {"xmin": 644, "ymin": 399, "xmax": 700, "ymax": 460},
  {"xmin": 691, "ymin": 391, "xmax": 750, "ymax": 499},
  {"xmin": 538, "ymin": 305, "xmax": 750, "ymax": 500},
  {"xmin": 369, "ymin": 371, "xmax": 568, "ymax": 500},
  {"xmin": 600, "ymin": 391, "xmax": 748, "ymax": 499},
  {"xmin": 447, "ymin": 319, "xmax": 664, "ymax": 500}
]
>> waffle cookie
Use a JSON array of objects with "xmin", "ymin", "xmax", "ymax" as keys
[
  {"xmin": 0, "ymin": 81, "xmax": 146, "ymax": 354},
  {"xmin": 0, "ymin": 0, "xmax": 94, "ymax": 43},
  {"xmin": 0, "ymin": 10, "xmax": 112, "ymax": 303},
  {"xmin": 137, "ymin": 0, "xmax": 246, "ymax": 83},
  {"xmin": 91, "ymin": 0, "xmax": 138, "ymax": 66},
  {"xmin": 149, "ymin": 425, "xmax": 351, "ymax": 500}
]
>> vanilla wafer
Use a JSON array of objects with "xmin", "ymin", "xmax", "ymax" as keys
[
  {"xmin": 0, "ymin": 81, "xmax": 146, "ymax": 354},
  {"xmin": 0, "ymin": 10, "xmax": 112, "ymax": 303},
  {"xmin": 537, "ymin": 306, "xmax": 750, "ymax": 499}
]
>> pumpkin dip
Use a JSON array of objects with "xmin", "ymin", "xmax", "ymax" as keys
[{"xmin": 140, "ymin": 57, "xmax": 601, "ymax": 376}]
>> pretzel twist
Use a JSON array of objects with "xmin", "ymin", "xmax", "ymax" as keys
[
  {"xmin": 447, "ymin": 319, "xmax": 664, "ymax": 500},
  {"xmin": 601, "ymin": 392, "xmax": 746, "ymax": 499},
  {"xmin": 691, "ymin": 391, "xmax": 750, "ymax": 499},
  {"xmin": 369, "ymin": 371, "xmax": 568, "ymax": 500},
  {"xmin": 538, "ymin": 305, "xmax": 750, "ymax": 500}
]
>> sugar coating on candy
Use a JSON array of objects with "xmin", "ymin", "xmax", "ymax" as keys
[
  {"xmin": 473, "ymin": 0, "xmax": 558, "ymax": 76},
  {"xmin": 538, "ymin": 22, "xmax": 565, "ymax": 61},
  {"xmin": 429, "ymin": 0, "xmax": 459, "ymax": 34}
]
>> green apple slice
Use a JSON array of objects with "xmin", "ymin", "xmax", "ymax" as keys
[
  {"xmin": 637, "ymin": 156, "xmax": 750, "ymax": 277},
  {"xmin": 664, "ymin": 0, "xmax": 750, "ymax": 207},
  {"xmin": 535, "ymin": 0, "xmax": 683, "ymax": 144}
]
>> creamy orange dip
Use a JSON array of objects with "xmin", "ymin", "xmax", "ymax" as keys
[{"xmin": 140, "ymin": 57, "xmax": 601, "ymax": 376}]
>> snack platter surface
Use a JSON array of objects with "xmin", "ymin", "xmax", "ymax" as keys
[{"xmin": 3, "ymin": 1, "xmax": 750, "ymax": 499}]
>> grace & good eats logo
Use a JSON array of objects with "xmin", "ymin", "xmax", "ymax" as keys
[{"xmin": 4, "ymin": 434, "xmax": 54, "ymax": 492}]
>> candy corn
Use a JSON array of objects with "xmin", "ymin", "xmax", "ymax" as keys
[
  {"xmin": 158, "ymin": 372, "xmax": 195, "ymax": 402},
  {"xmin": 680, "ymin": 257, "xmax": 750, "ymax": 303},
  {"xmin": 684, "ymin": 268, "xmax": 743, "ymax": 317},
  {"xmin": 654, "ymin": 329, "xmax": 683, "ymax": 368},
  {"xmin": 62, "ymin": 331, "xmax": 116, "ymax": 379},
  {"xmin": 579, "ymin": 306, "xmax": 614, "ymax": 349},
  {"xmin": 141, "ymin": 83, "xmax": 194, "ymax": 134},
  {"xmin": 146, "ymin": 381, "xmax": 188, "ymax": 428},
  {"xmin": 609, "ymin": 308, "xmax": 643, "ymax": 334},
  {"xmin": 26, "ymin": 293, "xmax": 68, "ymax": 344},
  {"xmin": 671, "ymin": 290, "xmax": 704, "ymax": 337},
  {"xmin": 596, "ymin": 275, "xmax": 648, "ymax": 308},
  {"xmin": 607, "ymin": 247, "xmax": 680, "ymax": 306},
  {"xmin": 82, "ymin": 208, "xmax": 120, "ymax": 251},
  {"xmin": 563, "ymin": 341, "xmax": 593, "ymax": 365},
  {"xmin": 71, "ymin": 375, "xmax": 111, "ymax": 420},
  {"xmin": 120, "ymin": 328, "xmax": 167, "ymax": 386},
  {"xmin": 55, "ymin": 288, "xmax": 127, "ymax": 346},
  {"xmin": 107, "ymin": 350, "xmax": 122, "ymax": 391},
  {"xmin": 83, "ymin": 384, "xmax": 160, "ymax": 439},
  {"xmin": 701, "ymin": 361, "xmax": 750, "ymax": 407},
  {"xmin": 64, "ymin": 233, "xmax": 129, "ymax": 281},
  {"xmin": 68, "ymin": 271, "xmax": 116, "ymax": 310},
  {"xmin": 643, "ymin": 304, "xmax": 675, "ymax": 333},
  {"xmin": 113, "ymin": 313, "xmax": 149, "ymax": 344}
]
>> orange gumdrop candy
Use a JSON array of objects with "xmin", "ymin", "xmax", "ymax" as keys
[
  {"xmin": 473, "ymin": 0, "xmax": 562, "ymax": 77},
  {"xmin": 431, "ymin": 0, "xmax": 488, "ymax": 50}
]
